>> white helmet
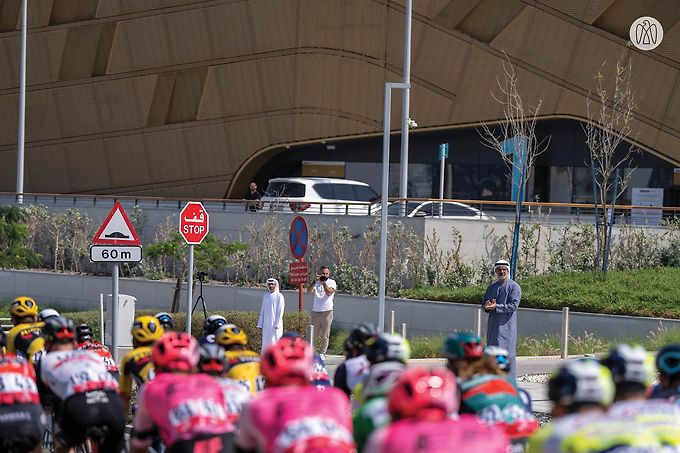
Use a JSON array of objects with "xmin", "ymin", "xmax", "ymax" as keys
[{"xmin": 38, "ymin": 308, "xmax": 60, "ymax": 322}]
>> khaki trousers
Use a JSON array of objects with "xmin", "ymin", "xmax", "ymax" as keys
[{"xmin": 311, "ymin": 310, "xmax": 333, "ymax": 354}]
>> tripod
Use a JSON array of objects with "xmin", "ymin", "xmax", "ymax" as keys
[{"xmin": 192, "ymin": 275, "xmax": 209, "ymax": 319}]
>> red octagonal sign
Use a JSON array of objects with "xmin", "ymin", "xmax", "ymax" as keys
[{"xmin": 179, "ymin": 202, "xmax": 209, "ymax": 244}]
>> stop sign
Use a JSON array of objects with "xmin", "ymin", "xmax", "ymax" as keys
[{"xmin": 179, "ymin": 202, "xmax": 209, "ymax": 244}]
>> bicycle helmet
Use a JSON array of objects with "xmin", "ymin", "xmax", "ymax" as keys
[
  {"xmin": 343, "ymin": 323, "xmax": 378, "ymax": 354},
  {"xmin": 388, "ymin": 367, "xmax": 458, "ymax": 420},
  {"xmin": 131, "ymin": 315, "xmax": 164, "ymax": 344},
  {"xmin": 261, "ymin": 337, "xmax": 313, "ymax": 387},
  {"xmin": 656, "ymin": 344, "xmax": 680, "ymax": 379},
  {"xmin": 548, "ymin": 358, "xmax": 615, "ymax": 408},
  {"xmin": 42, "ymin": 316, "xmax": 75, "ymax": 345},
  {"xmin": 365, "ymin": 333, "xmax": 410, "ymax": 365},
  {"xmin": 444, "ymin": 331, "xmax": 484, "ymax": 360},
  {"xmin": 38, "ymin": 308, "xmax": 60, "ymax": 322},
  {"xmin": 601, "ymin": 344, "xmax": 655, "ymax": 388},
  {"xmin": 10, "ymin": 296, "xmax": 38, "ymax": 318},
  {"xmin": 203, "ymin": 315, "xmax": 227, "ymax": 336},
  {"xmin": 154, "ymin": 312, "xmax": 174, "ymax": 331},
  {"xmin": 152, "ymin": 332, "xmax": 199, "ymax": 372},
  {"xmin": 0, "ymin": 329, "xmax": 6, "ymax": 349},
  {"xmin": 362, "ymin": 361, "xmax": 407, "ymax": 400},
  {"xmin": 215, "ymin": 323, "xmax": 248, "ymax": 347},
  {"xmin": 485, "ymin": 345, "xmax": 510, "ymax": 372},
  {"xmin": 198, "ymin": 343, "xmax": 228, "ymax": 376},
  {"xmin": 75, "ymin": 324, "xmax": 94, "ymax": 343}
]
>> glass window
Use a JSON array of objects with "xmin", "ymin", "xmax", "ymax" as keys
[
  {"xmin": 442, "ymin": 203, "xmax": 476, "ymax": 217},
  {"xmin": 332, "ymin": 184, "xmax": 356, "ymax": 201},
  {"xmin": 416, "ymin": 204, "xmax": 436, "ymax": 216},
  {"xmin": 313, "ymin": 184, "xmax": 335, "ymax": 199},
  {"xmin": 354, "ymin": 185, "xmax": 379, "ymax": 202},
  {"xmin": 264, "ymin": 182, "xmax": 305, "ymax": 198}
]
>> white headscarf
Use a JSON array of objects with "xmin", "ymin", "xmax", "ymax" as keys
[
  {"xmin": 493, "ymin": 259, "xmax": 510, "ymax": 273},
  {"xmin": 266, "ymin": 277, "xmax": 280, "ymax": 293}
]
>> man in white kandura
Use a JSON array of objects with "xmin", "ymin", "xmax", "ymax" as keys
[{"xmin": 258, "ymin": 278, "xmax": 285, "ymax": 353}]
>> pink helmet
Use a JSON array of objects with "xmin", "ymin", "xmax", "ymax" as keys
[
  {"xmin": 388, "ymin": 367, "xmax": 458, "ymax": 420},
  {"xmin": 261, "ymin": 337, "xmax": 313, "ymax": 386},
  {"xmin": 152, "ymin": 332, "xmax": 199, "ymax": 373}
]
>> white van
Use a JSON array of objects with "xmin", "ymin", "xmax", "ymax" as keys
[{"xmin": 261, "ymin": 177, "xmax": 380, "ymax": 215}]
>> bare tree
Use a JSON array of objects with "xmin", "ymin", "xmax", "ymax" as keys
[
  {"xmin": 584, "ymin": 54, "xmax": 639, "ymax": 273},
  {"xmin": 480, "ymin": 55, "xmax": 550, "ymax": 278}
]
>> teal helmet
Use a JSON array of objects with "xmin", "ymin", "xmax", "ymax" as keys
[{"xmin": 443, "ymin": 331, "xmax": 484, "ymax": 360}]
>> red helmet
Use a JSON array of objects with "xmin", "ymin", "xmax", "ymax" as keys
[
  {"xmin": 152, "ymin": 332, "xmax": 199, "ymax": 373},
  {"xmin": 388, "ymin": 367, "xmax": 458, "ymax": 420},
  {"xmin": 261, "ymin": 337, "xmax": 313, "ymax": 386}
]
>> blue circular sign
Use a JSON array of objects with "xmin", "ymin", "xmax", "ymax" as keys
[{"xmin": 289, "ymin": 216, "xmax": 308, "ymax": 259}]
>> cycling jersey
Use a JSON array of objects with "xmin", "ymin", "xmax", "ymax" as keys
[
  {"xmin": 353, "ymin": 397, "xmax": 389, "ymax": 452},
  {"xmin": 77, "ymin": 341, "xmax": 119, "ymax": 378},
  {"xmin": 5, "ymin": 321, "xmax": 44, "ymax": 363},
  {"xmin": 0, "ymin": 354, "xmax": 39, "ymax": 405},
  {"xmin": 0, "ymin": 354, "xmax": 42, "ymax": 452},
  {"xmin": 119, "ymin": 345, "xmax": 155, "ymax": 401},
  {"xmin": 39, "ymin": 349, "xmax": 119, "ymax": 400},
  {"xmin": 236, "ymin": 385, "xmax": 355, "ymax": 453},
  {"xmin": 459, "ymin": 373, "xmax": 538, "ymax": 442},
  {"xmin": 215, "ymin": 377, "xmax": 251, "ymax": 424},
  {"xmin": 131, "ymin": 372, "xmax": 233, "ymax": 449},
  {"xmin": 334, "ymin": 354, "xmax": 370, "ymax": 397},
  {"xmin": 364, "ymin": 414, "xmax": 509, "ymax": 453},
  {"xmin": 226, "ymin": 349, "xmax": 264, "ymax": 394},
  {"xmin": 608, "ymin": 399, "xmax": 680, "ymax": 447}
]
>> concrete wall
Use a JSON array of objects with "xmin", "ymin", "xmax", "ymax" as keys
[{"xmin": 2, "ymin": 270, "xmax": 679, "ymax": 341}]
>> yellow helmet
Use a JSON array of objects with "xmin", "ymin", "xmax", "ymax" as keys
[
  {"xmin": 215, "ymin": 323, "xmax": 248, "ymax": 347},
  {"xmin": 131, "ymin": 316, "xmax": 164, "ymax": 343},
  {"xmin": 10, "ymin": 296, "xmax": 39, "ymax": 318}
]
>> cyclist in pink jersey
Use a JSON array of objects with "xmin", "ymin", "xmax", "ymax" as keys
[
  {"xmin": 235, "ymin": 336, "xmax": 356, "ymax": 453},
  {"xmin": 364, "ymin": 367, "xmax": 509, "ymax": 453},
  {"xmin": 131, "ymin": 332, "xmax": 234, "ymax": 453}
]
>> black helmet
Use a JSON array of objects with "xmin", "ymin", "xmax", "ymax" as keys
[
  {"xmin": 203, "ymin": 315, "xmax": 227, "ymax": 336},
  {"xmin": 198, "ymin": 343, "xmax": 228, "ymax": 376},
  {"xmin": 154, "ymin": 312, "xmax": 175, "ymax": 331},
  {"xmin": 42, "ymin": 316, "xmax": 75, "ymax": 345},
  {"xmin": 343, "ymin": 323, "xmax": 378, "ymax": 354},
  {"xmin": 75, "ymin": 324, "xmax": 94, "ymax": 343}
]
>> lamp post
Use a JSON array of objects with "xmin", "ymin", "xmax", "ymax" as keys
[
  {"xmin": 378, "ymin": 82, "xmax": 409, "ymax": 332},
  {"xmin": 16, "ymin": 0, "xmax": 27, "ymax": 204},
  {"xmin": 398, "ymin": 0, "xmax": 412, "ymax": 216}
]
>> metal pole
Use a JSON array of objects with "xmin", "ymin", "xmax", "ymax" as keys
[
  {"xmin": 99, "ymin": 293, "xmax": 105, "ymax": 344},
  {"xmin": 390, "ymin": 310, "xmax": 395, "ymax": 334},
  {"xmin": 439, "ymin": 144, "xmax": 445, "ymax": 218},
  {"xmin": 400, "ymin": 323, "xmax": 407, "ymax": 338},
  {"xmin": 16, "ymin": 0, "xmax": 27, "ymax": 204},
  {"xmin": 560, "ymin": 307, "xmax": 569, "ymax": 359},
  {"xmin": 398, "ymin": 0, "xmax": 413, "ymax": 216},
  {"xmin": 186, "ymin": 245, "xmax": 194, "ymax": 334},
  {"xmin": 474, "ymin": 308, "xmax": 482, "ymax": 338},
  {"xmin": 306, "ymin": 324, "xmax": 315, "ymax": 350},
  {"xmin": 112, "ymin": 264, "xmax": 119, "ymax": 363},
  {"xmin": 378, "ymin": 84, "xmax": 392, "ymax": 332}
]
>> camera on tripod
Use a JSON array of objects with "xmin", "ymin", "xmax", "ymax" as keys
[{"xmin": 197, "ymin": 271, "xmax": 208, "ymax": 282}]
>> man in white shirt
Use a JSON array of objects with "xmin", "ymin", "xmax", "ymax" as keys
[{"xmin": 307, "ymin": 265, "xmax": 337, "ymax": 357}]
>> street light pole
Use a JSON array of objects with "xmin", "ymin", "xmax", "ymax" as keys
[
  {"xmin": 16, "ymin": 0, "xmax": 27, "ymax": 204},
  {"xmin": 379, "ymin": 82, "xmax": 409, "ymax": 332},
  {"xmin": 398, "ymin": 0, "xmax": 413, "ymax": 216}
]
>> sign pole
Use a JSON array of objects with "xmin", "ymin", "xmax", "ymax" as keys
[
  {"xmin": 112, "ymin": 263, "xmax": 119, "ymax": 363},
  {"xmin": 438, "ymin": 143, "xmax": 448, "ymax": 218},
  {"xmin": 186, "ymin": 244, "xmax": 194, "ymax": 334}
]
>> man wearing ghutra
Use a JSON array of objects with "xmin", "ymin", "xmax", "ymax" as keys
[
  {"xmin": 482, "ymin": 259, "xmax": 521, "ymax": 377},
  {"xmin": 258, "ymin": 278, "xmax": 285, "ymax": 353}
]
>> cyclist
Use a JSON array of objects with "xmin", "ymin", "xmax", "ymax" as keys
[
  {"xmin": 601, "ymin": 344, "xmax": 680, "ymax": 447},
  {"xmin": 353, "ymin": 333, "xmax": 410, "ymax": 405},
  {"xmin": 75, "ymin": 323, "xmax": 119, "ymax": 380},
  {"xmin": 200, "ymin": 314, "xmax": 228, "ymax": 345},
  {"xmin": 485, "ymin": 345, "xmax": 533, "ymax": 410},
  {"xmin": 235, "ymin": 336, "xmax": 355, "ymax": 453},
  {"xmin": 36, "ymin": 316, "xmax": 124, "ymax": 453},
  {"xmin": 5, "ymin": 296, "xmax": 45, "ymax": 363},
  {"xmin": 364, "ymin": 367, "xmax": 509, "ymax": 453},
  {"xmin": 444, "ymin": 331, "xmax": 538, "ymax": 449},
  {"xmin": 527, "ymin": 358, "xmax": 659, "ymax": 453},
  {"xmin": 155, "ymin": 312, "xmax": 175, "ymax": 331},
  {"xmin": 120, "ymin": 315, "xmax": 164, "ymax": 415},
  {"xmin": 131, "ymin": 332, "xmax": 234, "ymax": 452},
  {"xmin": 0, "ymin": 329, "xmax": 43, "ymax": 453},
  {"xmin": 334, "ymin": 323, "xmax": 377, "ymax": 397},
  {"xmin": 651, "ymin": 343, "xmax": 680, "ymax": 401},
  {"xmin": 197, "ymin": 343, "xmax": 251, "ymax": 424},
  {"xmin": 352, "ymin": 361, "xmax": 406, "ymax": 452},
  {"xmin": 214, "ymin": 323, "xmax": 264, "ymax": 394},
  {"xmin": 37, "ymin": 308, "xmax": 60, "ymax": 322}
]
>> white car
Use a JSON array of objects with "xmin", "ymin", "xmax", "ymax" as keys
[
  {"xmin": 384, "ymin": 201, "xmax": 495, "ymax": 220},
  {"xmin": 260, "ymin": 177, "xmax": 380, "ymax": 215}
]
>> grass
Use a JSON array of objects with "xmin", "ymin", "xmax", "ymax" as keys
[{"xmin": 403, "ymin": 268, "xmax": 680, "ymax": 319}]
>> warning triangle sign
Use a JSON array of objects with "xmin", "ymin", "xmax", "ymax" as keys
[{"xmin": 92, "ymin": 201, "xmax": 141, "ymax": 245}]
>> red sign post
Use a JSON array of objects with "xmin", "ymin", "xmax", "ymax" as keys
[{"xmin": 179, "ymin": 202, "xmax": 210, "ymax": 336}]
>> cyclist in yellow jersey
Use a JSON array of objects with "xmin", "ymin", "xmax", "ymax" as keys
[
  {"xmin": 5, "ymin": 296, "xmax": 44, "ymax": 363},
  {"xmin": 215, "ymin": 323, "xmax": 265, "ymax": 394},
  {"xmin": 119, "ymin": 315, "xmax": 164, "ymax": 415}
]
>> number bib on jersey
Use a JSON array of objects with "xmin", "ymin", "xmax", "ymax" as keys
[{"xmin": 276, "ymin": 416, "xmax": 354, "ymax": 453}]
